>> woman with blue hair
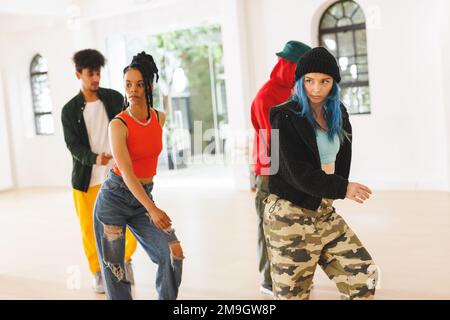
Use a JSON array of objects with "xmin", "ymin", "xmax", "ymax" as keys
[{"xmin": 263, "ymin": 47, "xmax": 378, "ymax": 300}]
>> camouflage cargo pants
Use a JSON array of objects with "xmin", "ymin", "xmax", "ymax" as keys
[
  {"xmin": 263, "ymin": 194, "xmax": 378, "ymax": 300},
  {"xmin": 255, "ymin": 175, "xmax": 272, "ymax": 286}
]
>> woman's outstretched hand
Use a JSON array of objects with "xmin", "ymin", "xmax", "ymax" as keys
[{"xmin": 346, "ymin": 182, "xmax": 372, "ymax": 204}]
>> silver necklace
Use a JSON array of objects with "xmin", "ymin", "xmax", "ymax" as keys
[{"xmin": 126, "ymin": 107, "xmax": 151, "ymax": 126}]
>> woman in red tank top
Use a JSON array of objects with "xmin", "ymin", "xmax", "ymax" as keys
[{"xmin": 93, "ymin": 52, "xmax": 184, "ymax": 300}]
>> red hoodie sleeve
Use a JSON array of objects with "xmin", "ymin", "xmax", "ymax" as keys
[
  {"xmin": 252, "ymin": 89, "xmax": 283, "ymax": 145},
  {"xmin": 251, "ymin": 58, "xmax": 296, "ymax": 175},
  {"xmin": 251, "ymin": 88, "xmax": 280, "ymax": 175}
]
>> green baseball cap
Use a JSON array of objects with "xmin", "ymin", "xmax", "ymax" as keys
[{"xmin": 276, "ymin": 40, "xmax": 312, "ymax": 63}]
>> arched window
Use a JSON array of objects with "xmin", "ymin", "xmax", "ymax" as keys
[
  {"xmin": 319, "ymin": 0, "xmax": 370, "ymax": 114},
  {"xmin": 30, "ymin": 54, "xmax": 54, "ymax": 135}
]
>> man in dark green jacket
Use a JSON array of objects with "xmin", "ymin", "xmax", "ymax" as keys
[{"xmin": 61, "ymin": 49, "xmax": 137, "ymax": 294}]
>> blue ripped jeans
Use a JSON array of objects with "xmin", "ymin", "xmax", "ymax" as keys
[{"xmin": 94, "ymin": 170, "xmax": 183, "ymax": 300}]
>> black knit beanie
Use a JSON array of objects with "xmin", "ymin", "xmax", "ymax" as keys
[{"xmin": 295, "ymin": 47, "xmax": 341, "ymax": 83}]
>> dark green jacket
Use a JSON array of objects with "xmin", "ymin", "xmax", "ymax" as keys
[{"xmin": 61, "ymin": 87, "xmax": 124, "ymax": 192}]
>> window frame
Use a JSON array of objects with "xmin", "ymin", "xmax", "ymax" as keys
[
  {"xmin": 30, "ymin": 54, "xmax": 54, "ymax": 135},
  {"xmin": 319, "ymin": 0, "xmax": 371, "ymax": 115}
]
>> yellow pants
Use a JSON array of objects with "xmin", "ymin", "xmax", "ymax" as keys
[{"xmin": 73, "ymin": 184, "xmax": 138, "ymax": 274}]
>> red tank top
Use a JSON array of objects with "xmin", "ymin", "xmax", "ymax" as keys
[{"xmin": 112, "ymin": 108, "xmax": 163, "ymax": 178}]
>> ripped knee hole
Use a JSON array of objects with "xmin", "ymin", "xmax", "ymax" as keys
[
  {"xmin": 169, "ymin": 241, "xmax": 185, "ymax": 259},
  {"xmin": 103, "ymin": 224, "xmax": 124, "ymax": 241}
]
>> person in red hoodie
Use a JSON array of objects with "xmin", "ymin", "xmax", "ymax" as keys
[{"xmin": 251, "ymin": 40, "xmax": 311, "ymax": 295}]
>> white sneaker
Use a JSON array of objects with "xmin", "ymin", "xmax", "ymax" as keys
[
  {"xmin": 259, "ymin": 284, "xmax": 273, "ymax": 296},
  {"xmin": 92, "ymin": 272, "xmax": 105, "ymax": 294},
  {"xmin": 125, "ymin": 261, "xmax": 135, "ymax": 285}
]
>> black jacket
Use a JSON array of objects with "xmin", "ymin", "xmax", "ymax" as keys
[
  {"xmin": 268, "ymin": 100, "xmax": 352, "ymax": 210},
  {"xmin": 61, "ymin": 88, "xmax": 124, "ymax": 192}
]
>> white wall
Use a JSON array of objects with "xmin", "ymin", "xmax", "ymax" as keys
[
  {"xmin": 0, "ymin": 18, "xmax": 96, "ymax": 188},
  {"xmin": 90, "ymin": 0, "xmax": 221, "ymax": 48},
  {"xmin": 243, "ymin": 0, "xmax": 450, "ymax": 191},
  {"xmin": 221, "ymin": 0, "xmax": 254, "ymax": 189},
  {"xmin": 439, "ymin": 0, "xmax": 450, "ymax": 190},
  {"xmin": 0, "ymin": 70, "xmax": 14, "ymax": 190},
  {"xmin": 0, "ymin": 0, "xmax": 73, "ymax": 16},
  {"xmin": 349, "ymin": 0, "xmax": 448, "ymax": 190}
]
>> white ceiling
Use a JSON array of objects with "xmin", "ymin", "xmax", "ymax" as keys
[
  {"xmin": 0, "ymin": 0, "xmax": 74, "ymax": 16},
  {"xmin": 0, "ymin": 0, "xmax": 76, "ymax": 34},
  {"xmin": 0, "ymin": 0, "xmax": 193, "ymax": 34},
  {"xmin": 0, "ymin": 13, "xmax": 63, "ymax": 34}
]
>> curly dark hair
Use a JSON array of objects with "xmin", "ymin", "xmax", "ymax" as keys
[
  {"xmin": 72, "ymin": 49, "xmax": 106, "ymax": 73},
  {"xmin": 123, "ymin": 51, "xmax": 159, "ymax": 120}
]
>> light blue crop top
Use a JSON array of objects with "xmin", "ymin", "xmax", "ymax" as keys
[{"xmin": 315, "ymin": 129, "xmax": 340, "ymax": 164}]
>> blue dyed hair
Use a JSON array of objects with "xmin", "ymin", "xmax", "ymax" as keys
[{"xmin": 291, "ymin": 76, "xmax": 343, "ymax": 142}]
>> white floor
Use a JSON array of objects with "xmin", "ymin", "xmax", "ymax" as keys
[{"xmin": 1, "ymin": 165, "xmax": 449, "ymax": 300}]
